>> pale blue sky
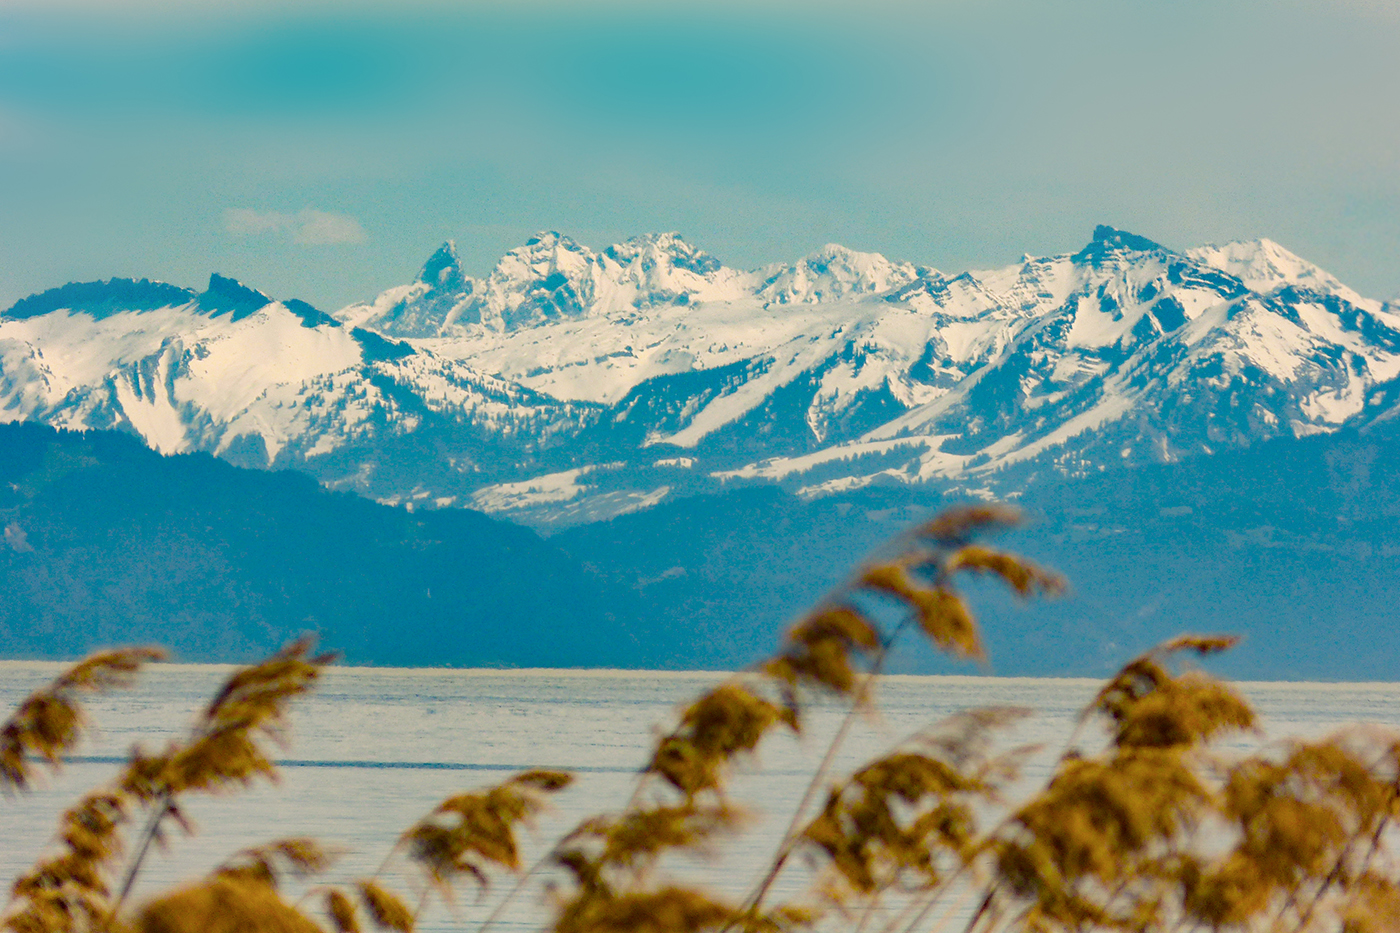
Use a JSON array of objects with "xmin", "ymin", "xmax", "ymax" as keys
[{"xmin": 1, "ymin": 0, "xmax": 1397, "ymax": 311}]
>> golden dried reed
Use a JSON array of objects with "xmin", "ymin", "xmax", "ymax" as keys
[
  {"xmin": 2, "ymin": 639, "xmax": 331, "ymax": 933},
  {"xmin": 7, "ymin": 503, "xmax": 1400, "ymax": 933},
  {"xmin": 2, "ymin": 648, "xmax": 164, "ymax": 792}
]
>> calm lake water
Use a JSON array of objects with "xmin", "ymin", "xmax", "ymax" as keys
[{"xmin": 3, "ymin": 663, "xmax": 1399, "ymax": 932}]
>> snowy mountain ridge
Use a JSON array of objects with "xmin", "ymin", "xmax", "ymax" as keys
[{"xmin": 4, "ymin": 225, "xmax": 1398, "ymax": 528}]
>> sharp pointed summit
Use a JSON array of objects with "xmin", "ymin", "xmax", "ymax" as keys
[{"xmin": 417, "ymin": 240, "xmax": 465, "ymax": 291}]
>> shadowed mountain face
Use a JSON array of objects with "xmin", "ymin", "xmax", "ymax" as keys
[
  {"xmin": 0, "ymin": 423, "xmax": 646, "ymax": 667},
  {"xmin": 4, "ymin": 227, "xmax": 1400, "ymax": 530},
  {"xmin": 556, "ymin": 421, "xmax": 1400, "ymax": 680}
]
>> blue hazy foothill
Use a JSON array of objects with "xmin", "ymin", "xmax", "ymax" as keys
[
  {"xmin": 0, "ymin": 423, "xmax": 647, "ymax": 669},
  {"xmin": 3, "ymin": 420, "xmax": 1400, "ymax": 679},
  {"xmin": 556, "ymin": 423, "xmax": 1400, "ymax": 680}
]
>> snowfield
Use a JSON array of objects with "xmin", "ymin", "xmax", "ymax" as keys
[{"xmin": 5, "ymin": 225, "xmax": 1399, "ymax": 528}]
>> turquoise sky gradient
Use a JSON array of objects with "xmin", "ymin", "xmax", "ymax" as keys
[{"xmin": 1, "ymin": 0, "xmax": 1397, "ymax": 310}]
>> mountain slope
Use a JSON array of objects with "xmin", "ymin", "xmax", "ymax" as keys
[
  {"xmin": 4, "ymin": 227, "xmax": 1398, "ymax": 529},
  {"xmin": 557, "ymin": 421, "xmax": 1400, "ymax": 679},
  {"xmin": 0, "ymin": 422, "xmax": 645, "ymax": 666},
  {"xmin": 2, "ymin": 417, "xmax": 1395, "ymax": 676}
]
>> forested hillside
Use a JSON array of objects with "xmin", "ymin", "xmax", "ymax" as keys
[
  {"xmin": 3, "ymin": 419, "xmax": 1397, "ymax": 677},
  {"xmin": 0, "ymin": 423, "xmax": 644, "ymax": 667},
  {"xmin": 559, "ymin": 424, "xmax": 1400, "ymax": 679}
]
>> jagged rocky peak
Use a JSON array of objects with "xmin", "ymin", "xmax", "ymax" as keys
[
  {"xmin": 494, "ymin": 231, "xmax": 596, "ymax": 282},
  {"xmin": 757, "ymin": 243, "xmax": 925, "ymax": 304},
  {"xmin": 594, "ymin": 232, "xmax": 750, "ymax": 309},
  {"xmin": 3, "ymin": 278, "xmax": 197, "ymax": 321},
  {"xmin": 604, "ymin": 232, "xmax": 722, "ymax": 276},
  {"xmin": 338, "ymin": 242, "xmax": 478, "ymax": 338},
  {"xmin": 1072, "ymin": 225, "xmax": 1172, "ymax": 264},
  {"xmin": 519, "ymin": 230, "xmax": 590, "ymax": 260},
  {"xmin": 475, "ymin": 232, "xmax": 599, "ymax": 331},
  {"xmin": 197, "ymin": 273, "xmax": 274, "ymax": 321},
  {"xmin": 417, "ymin": 240, "xmax": 468, "ymax": 292}
]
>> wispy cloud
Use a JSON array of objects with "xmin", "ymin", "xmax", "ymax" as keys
[
  {"xmin": 224, "ymin": 208, "xmax": 366, "ymax": 245},
  {"xmin": 290, "ymin": 210, "xmax": 368, "ymax": 245}
]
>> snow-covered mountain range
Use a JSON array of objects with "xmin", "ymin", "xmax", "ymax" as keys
[{"xmin": 5, "ymin": 226, "xmax": 1398, "ymax": 528}]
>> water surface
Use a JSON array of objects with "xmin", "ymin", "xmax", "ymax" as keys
[{"xmin": 2, "ymin": 664, "xmax": 1397, "ymax": 931}]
